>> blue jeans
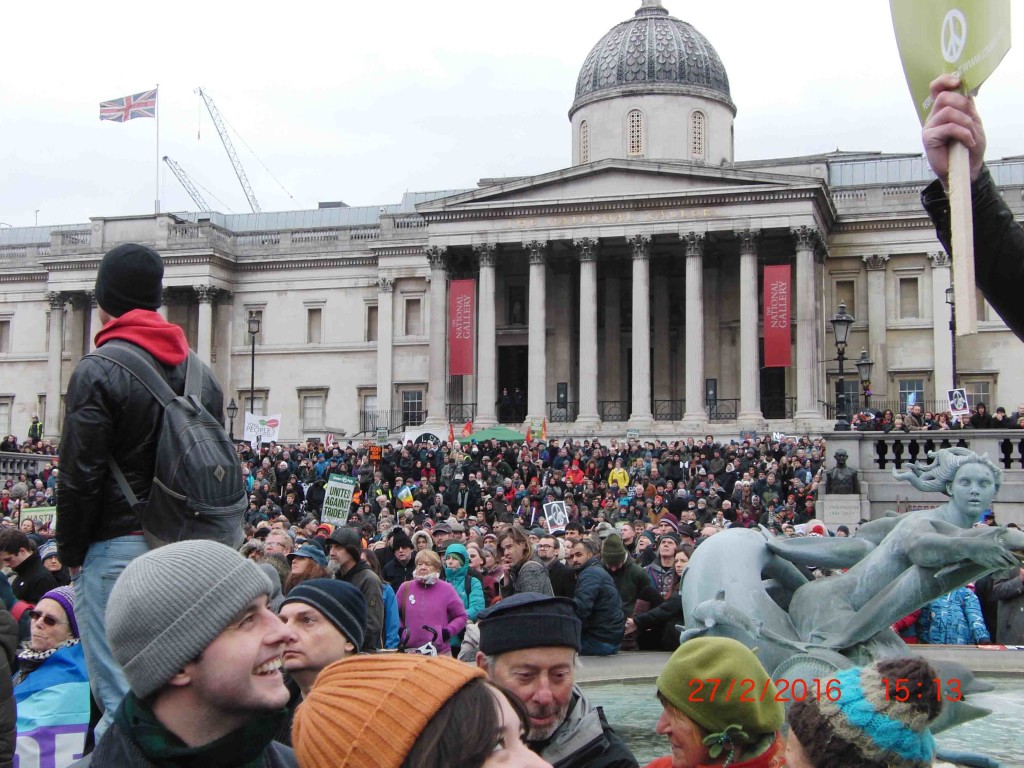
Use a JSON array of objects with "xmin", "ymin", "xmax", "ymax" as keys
[
  {"xmin": 74, "ymin": 535, "xmax": 150, "ymax": 742},
  {"xmin": 580, "ymin": 635, "xmax": 620, "ymax": 656}
]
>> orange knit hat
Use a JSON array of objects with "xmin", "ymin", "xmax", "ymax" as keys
[{"xmin": 292, "ymin": 654, "xmax": 486, "ymax": 768}]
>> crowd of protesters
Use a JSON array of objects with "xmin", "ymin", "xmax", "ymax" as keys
[{"xmin": 849, "ymin": 401, "xmax": 1024, "ymax": 431}]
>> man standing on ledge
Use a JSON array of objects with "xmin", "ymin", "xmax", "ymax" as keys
[{"xmin": 57, "ymin": 243, "xmax": 225, "ymax": 740}]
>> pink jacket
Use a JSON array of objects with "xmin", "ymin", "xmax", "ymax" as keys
[{"xmin": 395, "ymin": 578, "xmax": 467, "ymax": 656}]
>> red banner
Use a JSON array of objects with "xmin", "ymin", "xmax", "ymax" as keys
[
  {"xmin": 763, "ymin": 265, "xmax": 791, "ymax": 368},
  {"xmin": 449, "ymin": 279, "xmax": 476, "ymax": 375}
]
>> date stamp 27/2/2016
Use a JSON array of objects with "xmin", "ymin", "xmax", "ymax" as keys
[{"xmin": 685, "ymin": 678, "xmax": 964, "ymax": 704}]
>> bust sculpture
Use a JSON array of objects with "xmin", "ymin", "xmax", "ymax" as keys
[{"xmin": 823, "ymin": 448, "xmax": 859, "ymax": 494}]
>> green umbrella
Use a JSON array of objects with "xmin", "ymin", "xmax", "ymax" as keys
[{"xmin": 464, "ymin": 426, "xmax": 527, "ymax": 443}]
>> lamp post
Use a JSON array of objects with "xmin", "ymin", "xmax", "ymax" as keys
[
  {"xmin": 247, "ymin": 312, "xmax": 261, "ymax": 430},
  {"xmin": 945, "ymin": 285, "xmax": 957, "ymax": 389},
  {"xmin": 855, "ymin": 348, "xmax": 874, "ymax": 410},
  {"xmin": 226, "ymin": 398, "xmax": 238, "ymax": 442},
  {"xmin": 829, "ymin": 302, "xmax": 855, "ymax": 431}
]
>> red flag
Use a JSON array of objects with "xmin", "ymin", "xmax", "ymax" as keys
[
  {"xmin": 763, "ymin": 265, "xmax": 792, "ymax": 367},
  {"xmin": 462, "ymin": 420, "xmax": 473, "ymax": 438},
  {"xmin": 447, "ymin": 423, "xmax": 455, "ymax": 444},
  {"xmin": 541, "ymin": 418, "xmax": 548, "ymax": 441}
]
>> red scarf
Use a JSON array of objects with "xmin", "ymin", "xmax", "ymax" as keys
[{"xmin": 95, "ymin": 309, "xmax": 189, "ymax": 366}]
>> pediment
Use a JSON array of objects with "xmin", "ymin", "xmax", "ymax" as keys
[{"xmin": 416, "ymin": 159, "xmax": 822, "ymax": 213}]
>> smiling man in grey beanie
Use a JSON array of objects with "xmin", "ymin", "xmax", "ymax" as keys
[{"xmin": 72, "ymin": 540, "xmax": 299, "ymax": 768}]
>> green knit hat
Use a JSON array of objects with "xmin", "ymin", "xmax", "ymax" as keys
[
  {"xmin": 656, "ymin": 637, "xmax": 783, "ymax": 747},
  {"xmin": 601, "ymin": 533, "xmax": 628, "ymax": 566}
]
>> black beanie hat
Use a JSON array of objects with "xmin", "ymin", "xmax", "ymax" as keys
[
  {"xmin": 478, "ymin": 592, "xmax": 581, "ymax": 655},
  {"xmin": 390, "ymin": 528, "xmax": 414, "ymax": 551},
  {"xmin": 281, "ymin": 578, "xmax": 366, "ymax": 650},
  {"xmin": 94, "ymin": 243, "xmax": 164, "ymax": 317}
]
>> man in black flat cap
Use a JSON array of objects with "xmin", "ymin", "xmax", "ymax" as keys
[
  {"xmin": 474, "ymin": 592, "xmax": 637, "ymax": 768},
  {"xmin": 56, "ymin": 243, "xmax": 226, "ymax": 740}
]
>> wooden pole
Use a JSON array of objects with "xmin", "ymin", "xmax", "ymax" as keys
[{"xmin": 948, "ymin": 142, "xmax": 978, "ymax": 336}]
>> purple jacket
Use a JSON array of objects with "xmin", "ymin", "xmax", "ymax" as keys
[{"xmin": 395, "ymin": 578, "xmax": 467, "ymax": 656}]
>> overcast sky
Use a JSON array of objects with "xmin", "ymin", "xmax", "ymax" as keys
[{"xmin": 2, "ymin": 0, "xmax": 1022, "ymax": 228}]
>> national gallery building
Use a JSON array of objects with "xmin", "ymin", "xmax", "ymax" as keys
[{"xmin": 2, "ymin": 0, "xmax": 1023, "ymax": 443}]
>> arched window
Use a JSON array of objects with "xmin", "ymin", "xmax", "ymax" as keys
[
  {"xmin": 627, "ymin": 110, "xmax": 644, "ymax": 156},
  {"xmin": 580, "ymin": 120, "xmax": 590, "ymax": 164},
  {"xmin": 690, "ymin": 110, "xmax": 706, "ymax": 161}
]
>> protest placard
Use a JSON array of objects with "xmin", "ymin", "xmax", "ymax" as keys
[
  {"xmin": 543, "ymin": 501, "xmax": 569, "ymax": 532},
  {"xmin": 321, "ymin": 475, "xmax": 358, "ymax": 526},
  {"xmin": 244, "ymin": 413, "xmax": 282, "ymax": 447},
  {"xmin": 948, "ymin": 388, "xmax": 970, "ymax": 418}
]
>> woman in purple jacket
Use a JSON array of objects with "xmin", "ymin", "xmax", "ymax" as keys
[{"xmin": 396, "ymin": 549, "xmax": 467, "ymax": 656}]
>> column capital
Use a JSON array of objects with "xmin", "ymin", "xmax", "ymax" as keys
[
  {"xmin": 927, "ymin": 251, "xmax": 951, "ymax": 269},
  {"xmin": 574, "ymin": 237, "xmax": 599, "ymax": 262},
  {"xmin": 628, "ymin": 234, "xmax": 650, "ymax": 260},
  {"xmin": 217, "ymin": 290, "xmax": 234, "ymax": 305},
  {"xmin": 84, "ymin": 290, "xmax": 98, "ymax": 308},
  {"xmin": 682, "ymin": 232, "xmax": 704, "ymax": 258},
  {"xmin": 194, "ymin": 284, "xmax": 218, "ymax": 303},
  {"xmin": 425, "ymin": 246, "xmax": 448, "ymax": 270},
  {"xmin": 524, "ymin": 240, "xmax": 548, "ymax": 265},
  {"xmin": 161, "ymin": 287, "xmax": 175, "ymax": 306},
  {"xmin": 791, "ymin": 225, "xmax": 821, "ymax": 252},
  {"xmin": 473, "ymin": 243, "xmax": 497, "ymax": 269},
  {"xmin": 376, "ymin": 276, "xmax": 395, "ymax": 293},
  {"xmin": 45, "ymin": 291, "xmax": 66, "ymax": 310},
  {"xmin": 862, "ymin": 254, "xmax": 890, "ymax": 271},
  {"xmin": 736, "ymin": 229, "xmax": 760, "ymax": 256}
]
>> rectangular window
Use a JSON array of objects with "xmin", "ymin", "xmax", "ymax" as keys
[
  {"xmin": 898, "ymin": 278, "xmax": 919, "ymax": 319},
  {"xmin": 834, "ymin": 280, "xmax": 856, "ymax": 318},
  {"xmin": 242, "ymin": 393, "xmax": 267, "ymax": 417},
  {"xmin": 976, "ymin": 288, "xmax": 987, "ymax": 323},
  {"xmin": 401, "ymin": 390, "xmax": 425, "ymax": 426},
  {"xmin": 898, "ymin": 379, "xmax": 924, "ymax": 414},
  {"xmin": 366, "ymin": 305, "xmax": 379, "ymax": 342},
  {"xmin": 301, "ymin": 393, "xmax": 324, "ymax": 430},
  {"xmin": 306, "ymin": 307, "xmax": 322, "ymax": 344},
  {"xmin": 0, "ymin": 397, "xmax": 11, "ymax": 434},
  {"xmin": 405, "ymin": 298, "xmax": 422, "ymax": 336},
  {"xmin": 831, "ymin": 378, "xmax": 861, "ymax": 412},
  {"xmin": 962, "ymin": 380, "xmax": 991, "ymax": 409},
  {"xmin": 244, "ymin": 309, "xmax": 264, "ymax": 344},
  {"xmin": 0, "ymin": 319, "xmax": 9, "ymax": 353}
]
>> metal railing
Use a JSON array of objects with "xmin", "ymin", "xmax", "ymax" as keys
[
  {"xmin": 599, "ymin": 401, "xmax": 629, "ymax": 422},
  {"xmin": 707, "ymin": 399, "xmax": 740, "ymax": 422},
  {"xmin": 446, "ymin": 403, "xmax": 477, "ymax": 423},
  {"xmin": 358, "ymin": 409, "xmax": 427, "ymax": 434},
  {"xmin": 761, "ymin": 396, "xmax": 797, "ymax": 420},
  {"xmin": 547, "ymin": 402, "xmax": 579, "ymax": 423},
  {"xmin": 654, "ymin": 399, "xmax": 685, "ymax": 421}
]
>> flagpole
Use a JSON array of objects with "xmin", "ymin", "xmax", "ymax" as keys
[{"xmin": 154, "ymin": 84, "xmax": 161, "ymax": 214}]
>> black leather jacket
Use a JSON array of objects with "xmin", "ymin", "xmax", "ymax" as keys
[
  {"xmin": 922, "ymin": 166, "xmax": 1024, "ymax": 341},
  {"xmin": 56, "ymin": 341, "xmax": 223, "ymax": 567}
]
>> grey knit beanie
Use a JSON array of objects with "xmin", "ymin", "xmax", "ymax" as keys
[{"xmin": 106, "ymin": 540, "xmax": 273, "ymax": 699}]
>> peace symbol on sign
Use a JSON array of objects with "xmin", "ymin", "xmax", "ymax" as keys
[{"xmin": 941, "ymin": 9, "xmax": 967, "ymax": 64}]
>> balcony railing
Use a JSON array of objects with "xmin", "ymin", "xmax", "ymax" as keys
[
  {"xmin": 358, "ymin": 408, "xmax": 426, "ymax": 434},
  {"xmin": 761, "ymin": 396, "xmax": 797, "ymax": 420},
  {"xmin": 654, "ymin": 399, "xmax": 685, "ymax": 421},
  {"xmin": 707, "ymin": 399, "xmax": 740, "ymax": 422},
  {"xmin": 446, "ymin": 403, "xmax": 477, "ymax": 424},
  {"xmin": 547, "ymin": 402, "xmax": 579, "ymax": 423},
  {"xmin": 599, "ymin": 401, "xmax": 629, "ymax": 422}
]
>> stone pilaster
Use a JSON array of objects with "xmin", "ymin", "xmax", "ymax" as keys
[
  {"xmin": 862, "ymin": 254, "xmax": 890, "ymax": 404},
  {"xmin": 682, "ymin": 233, "xmax": 706, "ymax": 426},
  {"xmin": 376, "ymin": 276, "xmax": 395, "ymax": 418},
  {"xmin": 928, "ymin": 252, "xmax": 954, "ymax": 395},
  {"xmin": 793, "ymin": 226, "xmax": 821, "ymax": 425},
  {"xmin": 474, "ymin": 245, "xmax": 498, "ymax": 428},
  {"xmin": 424, "ymin": 246, "xmax": 448, "ymax": 427},
  {"xmin": 44, "ymin": 292, "xmax": 66, "ymax": 439},
  {"xmin": 575, "ymin": 238, "xmax": 600, "ymax": 426}
]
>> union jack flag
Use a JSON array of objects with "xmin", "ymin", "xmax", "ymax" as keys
[{"xmin": 99, "ymin": 89, "xmax": 157, "ymax": 122}]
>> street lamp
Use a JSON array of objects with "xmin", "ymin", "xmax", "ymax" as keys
[
  {"xmin": 829, "ymin": 302, "xmax": 855, "ymax": 431},
  {"xmin": 226, "ymin": 398, "xmax": 238, "ymax": 441},
  {"xmin": 247, "ymin": 312, "xmax": 261, "ymax": 434},
  {"xmin": 854, "ymin": 348, "xmax": 874, "ymax": 409},
  {"xmin": 945, "ymin": 285, "xmax": 957, "ymax": 389}
]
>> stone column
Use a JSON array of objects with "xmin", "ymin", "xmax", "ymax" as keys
[
  {"xmin": 86, "ymin": 291, "xmax": 100, "ymax": 352},
  {"xmin": 525, "ymin": 241, "xmax": 548, "ymax": 425},
  {"xmin": 863, "ymin": 254, "xmax": 891, "ymax": 404},
  {"xmin": 629, "ymin": 235, "xmax": 653, "ymax": 424},
  {"xmin": 425, "ymin": 247, "xmax": 448, "ymax": 427},
  {"xmin": 603, "ymin": 273, "xmax": 623, "ymax": 405},
  {"xmin": 682, "ymin": 233, "xmax": 706, "ymax": 426},
  {"xmin": 194, "ymin": 285, "xmax": 217, "ymax": 364},
  {"xmin": 158, "ymin": 288, "xmax": 169, "ymax": 320},
  {"xmin": 793, "ymin": 226, "xmax": 821, "ymax": 424},
  {"xmin": 928, "ymin": 252, "xmax": 953, "ymax": 397},
  {"xmin": 376, "ymin": 276, "xmax": 395, "ymax": 419},
  {"xmin": 575, "ymin": 238, "xmax": 600, "ymax": 426},
  {"xmin": 44, "ymin": 292, "xmax": 66, "ymax": 439},
  {"xmin": 652, "ymin": 267, "xmax": 671, "ymax": 402},
  {"xmin": 474, "ymin": 244, "xmax": 498, "ymax": 428},
  {"xmin": 737, "ymin": 230, "xmax": 763, "ymax": 424}
]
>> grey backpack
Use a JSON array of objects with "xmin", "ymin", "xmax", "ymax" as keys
[{"xmin": 89, "ymin": 341, "xmax": 245, "ymax": 549}]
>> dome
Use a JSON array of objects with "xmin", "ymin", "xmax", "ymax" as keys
[{"xmin": 571, "ymin": 0, "xmax": 734, "ymax": 117}]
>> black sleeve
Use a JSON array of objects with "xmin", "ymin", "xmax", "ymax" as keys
[{"xmin": 922, "ymin": 167, "xmax": 1024, "ymax": 341}]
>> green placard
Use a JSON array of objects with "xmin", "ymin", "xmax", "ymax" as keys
[{"xmin": 890, "ymin": 0, "xmax": 1011, "ymax": 125}]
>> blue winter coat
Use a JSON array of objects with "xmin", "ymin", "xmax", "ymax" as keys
[
  {"xmin": 918, "ymin": 587, "xmax": 991, "ymax": 645},
  {"xmin": 573, "ymin": 558, "xmax": 625, "ymax": 646},
  {"xmin": 381, "ymin": 582, "xmax": 400, "ymax": 650},
  {"xmin": 444, "ymin": 543, "xmax": 485, "ymax": 651}
]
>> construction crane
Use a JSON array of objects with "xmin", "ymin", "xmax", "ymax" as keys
[
  {"xmin": 195, "ymin": 87, "xmax": 261, "ymax": 213},
  {"xmin": 162, "ymin": 156, "xmax": 211, "ymax": 212}
]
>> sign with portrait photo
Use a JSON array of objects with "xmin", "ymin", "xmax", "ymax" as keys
[
  {"xmin": 543, "ymin": 500, "xmax": 569, "ymax": 532},
  {"xmin": 948, "ymin": 388, "xmax": 970, "ymax": 417}
]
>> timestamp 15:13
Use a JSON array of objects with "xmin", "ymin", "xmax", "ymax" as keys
[{"xmin": 883, "ymin": 677, "xmax": 962, "ymax": 702}]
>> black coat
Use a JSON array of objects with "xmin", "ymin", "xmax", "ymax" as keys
[
  {"xmin": 0, "ymin": 608, "xmax": 17, "ymax": 768},
  {"xmin": 56, "ymin": 340, "xmax": 223, "ymax": 568},
  {"xmin": 544, "ymin": 558, "xmax": 577, "ymax": 600},
  {"xmin": 12, "ymin": 552, "xmax": 58, "ymax": 605}
]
